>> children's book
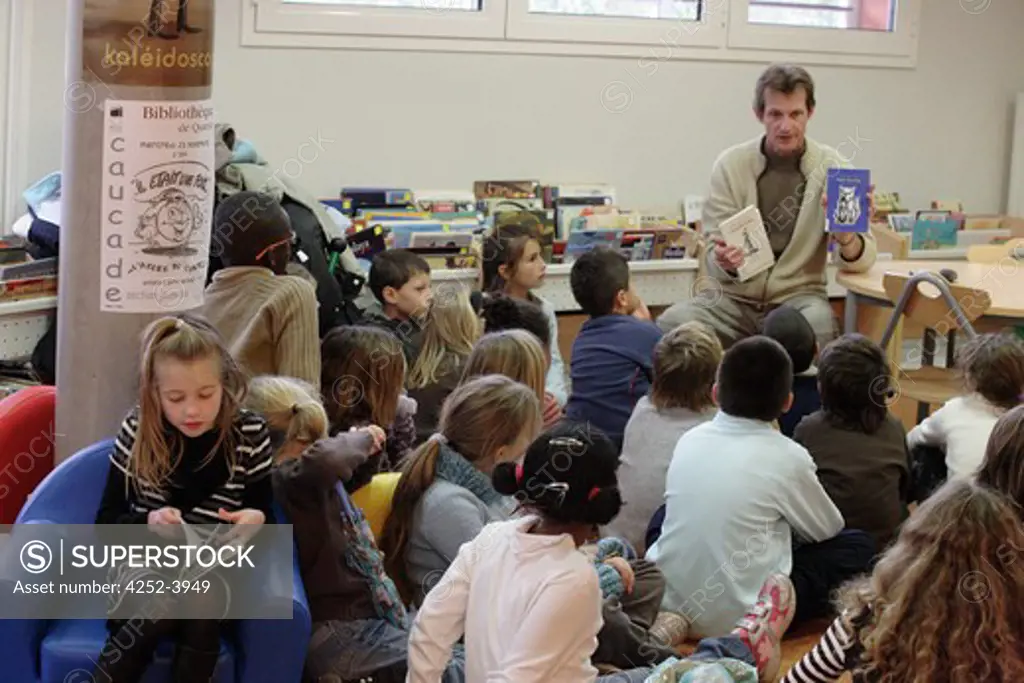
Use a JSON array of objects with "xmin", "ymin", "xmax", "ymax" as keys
[
  {"xmin": 718, "ymin": 205, "xmax": 774, "ymax": 282},
  {"xmin": 564, "ymin": 230, "xmax": 624, "ymax": 263},
  {"xmin": 826, "ymin": 168, "xmax": 871, "ymax": 233},
  {"xmin": 887, "ymin": 213, "xmax": 915, "ymax": 233},
  {"xmin": 911, "ymin": 211, "xmax": 961, "ymax": 250},
  {"xmin": 682, "ymin": 195, "xmax": 705, "ymax": 225}
]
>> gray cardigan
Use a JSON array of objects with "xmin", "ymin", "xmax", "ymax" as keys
[{"xmin": 405, "ymin": 479, "xmax": 512, "ymax": 605}]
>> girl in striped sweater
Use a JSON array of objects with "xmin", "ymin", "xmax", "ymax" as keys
[
  {"xmin": 94, "ymin": 314, "xmax": 275, "ymax": 683},
  {"xmin": 782, "ymin": 478, "xmax": 1024, "ymax": 683}
]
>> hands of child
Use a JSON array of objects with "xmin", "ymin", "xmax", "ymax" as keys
[
  {"xmin": 353, "ymin": 424, "xmax": 387, "ymax": 453},
  {"xmin": 712, "ymin": 237, "xmax": 745, "ymax": 272},
  {"xmin": 217, "ymin": 507, "xmax": 266, "ymax": 547},
  {"xmin": 604, "ymin": 556, "xmax": 635, "ymax": 595},
  {"xmin": 147, "ymin": 506, "xmax": 183, "ymax": 540},
  {"xmin": 542, "ymin": 393, "xmax": 563, "ymax": 429},
  {"xmin": 632, "ymin": 299, "xmax": 652, "ymax": 322}
]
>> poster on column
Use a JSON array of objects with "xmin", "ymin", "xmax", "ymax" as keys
[
  {"xmin": 82, "ymin": 0, "xmax": 214, "ymax": 88},
  {"xmin": 100, "ymin": 99, "xmax": 216, "ymax": 313}
]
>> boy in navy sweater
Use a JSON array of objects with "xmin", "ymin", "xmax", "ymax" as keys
[
  {"xmin": 565, "ymin": 248, "xmax": 661, "ymax": 451},
  {"xmin": 764, "ymin": 304, "xmax": 821, "ymax": 437}
]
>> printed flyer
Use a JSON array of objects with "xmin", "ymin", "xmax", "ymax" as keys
[
  {"xmin": 83, "ymin": 0, "xmax": 214, "ymax": 88},
  {"xmin": 100, "ymin": 99, "xmax": 215, "ymax": 313}
]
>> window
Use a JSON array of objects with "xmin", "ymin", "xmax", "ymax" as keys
[
  {"xmin": 282, "ymin": 0, "xmax": 480, "ymax": 10},
  {"xmin": 254, "ymin": 0, "xmax": 506, "ymax": 39},
  {"xmin": 726, "ymin": 0, "xmax": 916, "ymax": 64},
  {"xmin": 527, "ymin": 0, "xmax": 699, "ymax": 20},
  {"xmin": 747, "ymin": 0, "xmax": 896, "ymax": 30},
  {"xmin": 246, "ymin": 0, "xmax": 920, "ymax": 68}
]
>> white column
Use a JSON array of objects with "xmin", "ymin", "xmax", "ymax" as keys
[{"xmin": 56, "ymin": 0, "xmax": 215, "ymax": 461}]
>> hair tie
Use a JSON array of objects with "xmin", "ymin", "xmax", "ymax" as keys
[
  {"xmin": 431, "ymin": 433, "xmax": 448, "ymax": 446},
  {"xmin": 515, "ymin": 463, "xmax": 524, "ymax": 486},
  {"xmin": 291, "ymin": 403, "xmax": 299, "ymax": 415},
  {"xmin": 587, "ymin": 486, "xmax": 601, "ymax": 501},
  {"xmin": 174, "ymin": 318, "xmax": 185, "ymax": 330}
]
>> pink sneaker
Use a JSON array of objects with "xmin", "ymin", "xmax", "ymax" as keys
[{"xmin": 732, "ymin": 573, "xmax": 797, "ymax": 682}]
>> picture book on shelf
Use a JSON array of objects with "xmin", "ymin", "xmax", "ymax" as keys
[
  {"xmin": 718, "ymin": 205, "xmax": 774, "ymax": 282},
  {"xmin": 826, "ymin": 168, "xmax": 870, "ymax": 233},
  {"xmin": 564, "ymin": 230, "xmax": 625, "ymax": 262},
  {"xmin": 911, "ymin": 211, "xmax": 961, "ymax": 250}
]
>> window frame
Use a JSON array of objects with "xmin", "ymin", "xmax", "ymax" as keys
[
  {"xmin": 244, "ymin": 0, "xmax": 921, "ymax": 70},
  {"xmin": 253, "ymin": 0, "xmax": 508, "ymax": 40}
]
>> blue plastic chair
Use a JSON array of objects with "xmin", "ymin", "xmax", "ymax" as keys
[{"xmin": 0, "ymin": 439, "xmax": 311, "ymax": 683}]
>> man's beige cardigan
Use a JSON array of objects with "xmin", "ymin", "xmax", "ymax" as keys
[{"xmin": 701, "ymin": 135, "xmax": 878, "ymax": 304}]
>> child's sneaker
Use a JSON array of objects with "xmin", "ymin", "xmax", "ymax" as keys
[
  {"xmin": 650, "ymin": 610, "xmax": 689, "ymax": 647},
  {"xmin": 732, "ymin": 573, "xmax": 796, "ymax": 682},
  {"xmin": 754, "ymin": 572, "xmax": 797, "ymax": 641}
]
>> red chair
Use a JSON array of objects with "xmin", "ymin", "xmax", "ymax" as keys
[{"xmin": 0, "ymin": 385, "xmax": 56, "ymax": 523}]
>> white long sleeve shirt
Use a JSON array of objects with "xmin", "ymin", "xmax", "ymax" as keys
[
  {"xmin": 646, "ymin": 411, "xmax": 844, "ymax": 638},
  {"xmin": 406, "ymin": 516, "xmax": 602, "ymax": 683},
  {"xmin": 905, "ymin": 393, "xmax": 1006, "ymax": 480}
]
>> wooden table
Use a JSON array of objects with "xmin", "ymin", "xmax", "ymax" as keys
[
  {"xmin": 837, "ymin": 260, "xmax": 1024, "ymax": 336},
  {"xmin": 837, "ymin": 260, "xmax": 1024, "ymax": 428}
]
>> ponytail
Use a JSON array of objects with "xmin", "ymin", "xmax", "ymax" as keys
[
  {"xmin": 378, "ymin": 437, "xmax": 442, "ymax": 605},
  {"xmin": 245, "ymin": 376, "xmax": 328, "ymax": 458}
]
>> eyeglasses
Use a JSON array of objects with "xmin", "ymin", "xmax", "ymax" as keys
[{"xmin": 254, "ymin": 235, "xmax": 293, "ymax": 262}]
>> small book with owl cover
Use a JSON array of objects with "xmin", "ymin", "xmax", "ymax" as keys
[{"xmin": 826, "ymin": 168, "xmax": 871, "ymax": 233}]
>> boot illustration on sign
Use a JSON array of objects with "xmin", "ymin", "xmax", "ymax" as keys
[{"xmin": 148, "ymin": 0, "xmax": 202, "ymax": 40}]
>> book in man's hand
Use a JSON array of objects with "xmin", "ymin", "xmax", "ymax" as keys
[{"xmin": 718, "ymin": 205, "xmax": 775, "ymax": 282}]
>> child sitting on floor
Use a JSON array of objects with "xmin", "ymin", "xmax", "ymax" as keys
[
  {"xmin": 407, "ymin": 421, "xmax": 798, "ymax": 683},
  {"xmin": 406, "ymin": 290, "xmax": 483, "ymax": 445},
  {"xmin": 648, "ymin": 336, "xmax": 874, "ymax": 638},
  {"xmin": 565, "ymin": 247, "xmax": 660, "ymax": 451},
  {"xmin": 202, "ymin": 191, "xmax": 320, "ymax": 385},
  {"xmin": 250, "ymin": 375, "xmax": 465, "ymax": 683},
  {"xmin": 476, "ymin": 298, "xmax": 564, "ymax": 428},
  {"xmin": 480, "ymin": 222, "xmax": 569, "ymax": 405},
  {"xmin": 976, "ymin": 403, "xmax": 1024, "ymax": 516},
  {"xmin": 763, "ymin": 304, "xmax": 821, "ymax": 437},
  {"xmin": 906, "ymin": 331, "xmax": 1024, "ymax": 496},
  {"xmin": 610, "ymin": 321, "xmax": 722, "ymax": 552},
  {"xmin": 379, "ymin": 374, "xmax": 542, "ymax": 606},
  {"xmin": 781, "ymin": 478, "xmax": 1024, "ymax": 683},
  {"xmin": 365, "ymin": 249, "xmax": 433, "ymax": 363},
  {"xmin": 793, "ymin": 334, "xmax": 910, "ymax": 551},
  {"xmin": 321, "ymin": 325, "xmax": 418, "ymax": 489}
]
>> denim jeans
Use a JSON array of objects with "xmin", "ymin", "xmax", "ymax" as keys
[{"xmin": 306, "ymin": 618, "xmax": 464, "ymax": 683}]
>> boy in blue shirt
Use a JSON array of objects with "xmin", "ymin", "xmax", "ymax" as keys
[
  {"xmin": 647, "ymin": 336, "xmax": 875, "ymax": 638},
  {"xmin": 565, "ymin": 247, "xmax": 661, "ymax": 451},
  {"xmin": 763, "ymin": 304, "xmax": 821, "ymax": 437}
]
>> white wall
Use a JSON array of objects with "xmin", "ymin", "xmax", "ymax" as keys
[{"xmin": 6, "ymin": 0, "xmax": 1024, "ymax": 225}]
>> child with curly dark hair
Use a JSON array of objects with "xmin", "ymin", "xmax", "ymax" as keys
[{"xmin": 781, "ymin": 478, "xmax": 1024, "ymax": 683}]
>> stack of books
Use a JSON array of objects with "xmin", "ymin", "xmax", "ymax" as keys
[{"xmin": 0, "ymin": 237, "xmax": 57, "ymax": 303}]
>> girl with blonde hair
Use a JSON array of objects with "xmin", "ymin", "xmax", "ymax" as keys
[
  {"xmin": 407, "ymin": 289, "xmax": 483, "ymax": 443},
  {"xmin": 246, "ymin": 375, "xmax": 466, "ymax": 683},
  {"xmin": 782, "ymin": 478, "xmax": 1024, "ymax": 683},
  {"xmin": 94, "ymin": 313, "xmax": 274, "ymax": 683},
  {"xmin": 460, "ymin": 329, "xmax": 553, "ymax": 420},
  {"xmin": 378, "ymin": 374, "xmax": 542, "ymax": 606}
]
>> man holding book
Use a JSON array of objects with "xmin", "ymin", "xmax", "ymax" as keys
[{"xmin": 658, "ymin": 64, "xmax": 877, "ymax": 349}]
